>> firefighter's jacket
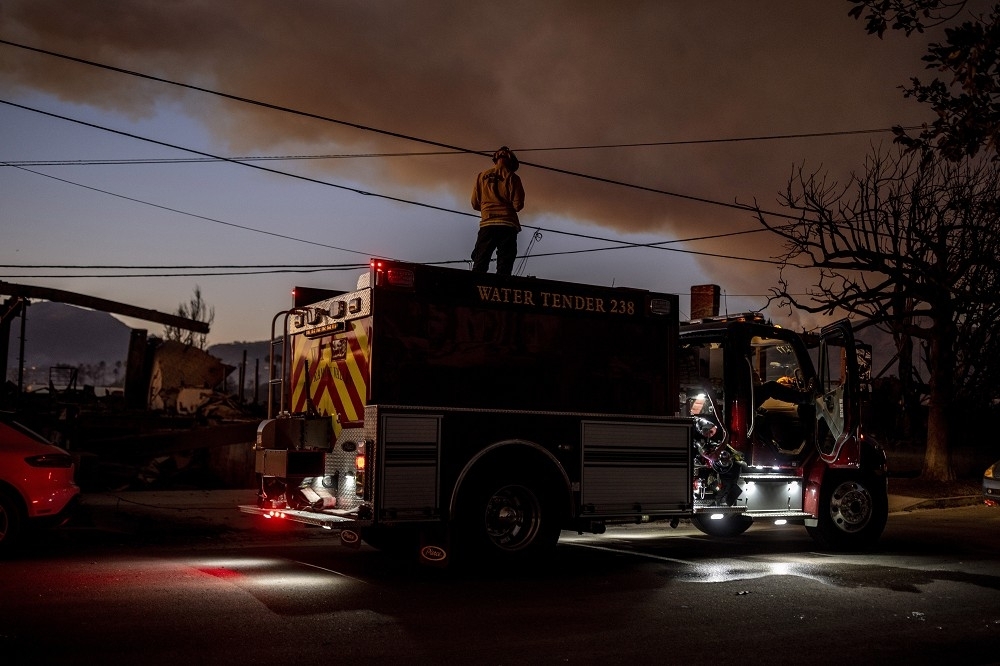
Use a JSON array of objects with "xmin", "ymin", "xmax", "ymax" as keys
[{"xmin": 471, "ymin": 163, "xmax": 524, "ymax": 230}]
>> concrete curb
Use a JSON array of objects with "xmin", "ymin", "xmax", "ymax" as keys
[{"xmin": 895, "ymin": 495, "xmax": 984, "ymax": 512}]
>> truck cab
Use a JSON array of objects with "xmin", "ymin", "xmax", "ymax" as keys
[{"xmin": 679, "ymin": 313, "xmax": 888, "ymax": 548}]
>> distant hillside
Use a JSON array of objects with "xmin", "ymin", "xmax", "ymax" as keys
[
  {"xmin": 4, "ymin": 302, "xmax": 272, "ymax": 388},
  {"xmin": 206, "ymin": 341, "xmax": 272, "ymax": 370},
  {"xmin": 5, "ymin": 301, "xmax": 132, "ymax": 376}
]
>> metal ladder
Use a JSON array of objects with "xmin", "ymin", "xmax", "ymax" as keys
[{"xmin": 266, "ymin": 308, "xmax": 308, "ymax": 419}]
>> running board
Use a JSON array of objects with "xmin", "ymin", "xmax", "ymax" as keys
[
  {"xmin": 743, "ymin": 510, "xmax": 813, "ymax": 519},
  {"xmin": 691, "ymin": 504, "xmax": 748, "ymax": 515},
  {"xmin": 690, "ymin": 505, "xmax": 812, "ymax": 520}
]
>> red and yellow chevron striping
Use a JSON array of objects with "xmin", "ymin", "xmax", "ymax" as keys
[{"xmin": 290, "ymin": 321, "xmax": 370, "ymax": 435}]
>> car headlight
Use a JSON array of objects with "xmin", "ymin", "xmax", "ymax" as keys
[{"xmin": 986, "ymin": 464, "xmax": 998, "ymax": 479}]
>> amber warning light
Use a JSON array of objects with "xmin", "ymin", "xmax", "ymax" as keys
[{"xmin": 354, "ymin": 447, "xmax": 366, "ymax": 498}]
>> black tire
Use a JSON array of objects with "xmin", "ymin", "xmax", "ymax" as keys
[
  {"xmin": 690, "ymin": 513, "xmax": 753, "ymax": 537},
  {"xmin": 0, "ymin": 489, "xmax": 25, "ymax": 554},
  {"xmin": 456, "ymin": 469, "xmax": 561, "ymax": 563},
  {"xmin": 806, "ymin": 472, "xmax": 888, "ymax": 551}
]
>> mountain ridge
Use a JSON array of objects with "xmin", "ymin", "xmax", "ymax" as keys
[{"xmin": 4, "ymin": 302, "xmax": 268, "ymax": 383}]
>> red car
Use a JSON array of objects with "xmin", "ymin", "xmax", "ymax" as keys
[{"xmin": 0, "ymin": 414, "xmax": 80, "ymax": 552}]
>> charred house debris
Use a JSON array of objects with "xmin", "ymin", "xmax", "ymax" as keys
[{"xmin": 1, "ymin": 282, "xmax": 258, "ymax": 490}]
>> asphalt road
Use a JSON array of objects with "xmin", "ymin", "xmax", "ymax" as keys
[{"xmin": 1, "ymin": 495, "xmax": 998, "ymax": 665}]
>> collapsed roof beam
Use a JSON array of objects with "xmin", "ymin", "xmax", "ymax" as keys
[{"xmin": 0, "ymin": 281, "xmax": 210, "ymax": 333}]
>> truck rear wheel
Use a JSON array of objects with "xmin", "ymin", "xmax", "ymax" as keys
[
  {"xmin": 690, "ymin": 514, "xmax": 753, "ymax": 537},
  {"xmin": 457, "ymin": 469, "xmax": 561, "ymax": 562},
  {"xmin": 806, "ymin": 472, "xmax": 887, "ymax": 551}
]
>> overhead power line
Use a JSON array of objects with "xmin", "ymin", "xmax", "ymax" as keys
[
  {"xmin": 0, "ymin": 263, "xmax": 362, "ymax": 269},
  {"xmin": 3, "ymin": 161, "xmax": 384, "ymax": 259},
  {"xmin": 1, "ymin": 38, "xmax": 832, "ymax": 222},
  {"xmin": 0, "ymin": 262, "xmax": 806, "ymax": 298},
  {"xmin": 5, "ymin": 153, "xmax": 463, "ymax": 166},
  {"xmin": 0, "ymin": 99, "xmax": 473, "ymax": 218},
  {"xmin": 2, "ymin": 127, "xmax": 921, "ymax": 167},
  {"xmin": 5, "ymin": 150, "xmax": 790, "ymax": 268},
  {"xmin": 0, "ymin": 268, "xmax": 364, "ymax": 278},
  {"xmin": 1, "ymin": 101, "xmax": 794, "ymax": 265},
  {"xmin": 514, "ymin": 128, "xmax": 923, "ymax": 151},
  {"xmin": 0, "ymin": 39, "xmax": 492, "ymax": 154},
  {"xmin": 2, "ymin": 38, "xmax": 879, "ymax": 269}
]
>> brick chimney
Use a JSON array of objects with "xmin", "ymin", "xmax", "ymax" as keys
[{"xmin": 690, "ymin": 284, "xmax": 720, "ymax": 320}]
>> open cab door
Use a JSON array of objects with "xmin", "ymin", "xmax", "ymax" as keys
[
  {"xmin": 815, "ymin": 319, "xmax": 860, "ymax": 463},
  {"xmin": 807, "ymin": 319, "xmax": 888, "ymax": 550}
]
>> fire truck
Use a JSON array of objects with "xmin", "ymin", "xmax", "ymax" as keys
[{"xmin": 240, "ymin": 259, "xmax": 887, "ymax": 563}]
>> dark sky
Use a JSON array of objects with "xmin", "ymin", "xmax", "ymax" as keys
[{"xmin": 0, "ymin": 1, "xmax": 960, "ymax": 340}]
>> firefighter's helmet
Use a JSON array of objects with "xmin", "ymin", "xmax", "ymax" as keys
[{"xmin": 492, "ymin": 146, "xmax": 519, "ymax": 171}]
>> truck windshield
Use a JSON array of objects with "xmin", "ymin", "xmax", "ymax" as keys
[{"xmin": 750, "ymin": 337, "xmax": 806, "ymax": 391}]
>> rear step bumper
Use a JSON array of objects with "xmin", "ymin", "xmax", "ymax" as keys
[{"xmin": 239, "ymin": 504, "xmax": 360, "ymax": 530}]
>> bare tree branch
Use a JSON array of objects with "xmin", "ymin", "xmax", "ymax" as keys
[{"xmin": 756, "ymin": 146, "xmax": 1000, "ymax": 480}]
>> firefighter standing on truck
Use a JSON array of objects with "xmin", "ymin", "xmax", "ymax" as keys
[{"xmin": 471, "ymin": 146, "xmax": 524, "ymax": 276}]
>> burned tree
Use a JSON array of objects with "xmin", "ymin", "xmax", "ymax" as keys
[
  {"xmin": 756, "ymin": 148, "xmax": 1000, "ymax": 481},
  {"xmin": 163, "ymin": 286, "xmax": 215, "ymax": 350}
]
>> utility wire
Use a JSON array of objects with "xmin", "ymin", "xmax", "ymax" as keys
[
  {"xmin": 0, "ymin": 268, "xmax": 362, "ymax": 278},
  {"xmin": 2, "ymin": 101, "xmax": 796, "ymax": 264},
  {"xmin": 1, "ymin": 40, "xmax": 867, "ymax": 269},
  {"xmin": 0, "ymin": 262, "xmax": 806, "ymax": 300},
  {"xmin": 0, "ymin": 263, "xmax": 361, "ymax": 269},
  {"xmin": 0, "ymin": 100, "xmax": 471, "ymax": 221},
  {"xmin": 1, "ymin": 95, "xmax": 906, "ymax": 258},
  {"xmin": 2, "ymin": 161, "xmax": 384, "ymax": 259},
  {"xmin": 0, "ymin": 39, "xmax": 492, "ymax": 156},
  {"xmin": 0, "ymin": 46, "xmax": 824, "ymax": 322},
  {"xmin": 6, "ymin": 155, "xmax": 791, "ymax": 268},
  {"xmin": 513, "ymin": 128, "xmax": 923, "ymax": 151},
  {"xmin": 0, "ymin": 260, "xmax": 804, "ymax": 295},
  {"xmin": 0, "ymin": 39, "xmax": 816, "ymax": 222},
  {"xmin": 517, "ymin": 242, "xmax": 785, "ymax": 265},
  {"xmin": 0, "ymin": 39, "xmax": 913, "ymax": 160},
  {"xmin": 5, "ymin": 153, "xmax": 464, "ymax": 166},
  {"xmin": 2, "ymin": 126, "xmax": 921, "ymax": 167}
]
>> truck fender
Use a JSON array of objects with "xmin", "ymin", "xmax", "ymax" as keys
[
  {"xmin": 802, "ymin": 436, "xmax": 887, "ymax": 518},
  {"xmin": 448, "ymin": 439, "xmax": 573, "ymax": 521},
  {"xmin": 803, "ymin": 462, "xmax": 825, "ymax": 517}
]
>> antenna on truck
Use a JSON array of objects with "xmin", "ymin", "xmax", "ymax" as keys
[{"xmin": 514, "ymin": 230, "xmax": 543, "ymax": 276}]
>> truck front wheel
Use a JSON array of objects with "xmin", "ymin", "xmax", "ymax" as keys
[
  {"xmin": 806, "ymin": 473, "xmax": 887, "ymax": 551},
  {"xmin": 457, "ymin": 470, "xmax": 561, "ymax": 562}
]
